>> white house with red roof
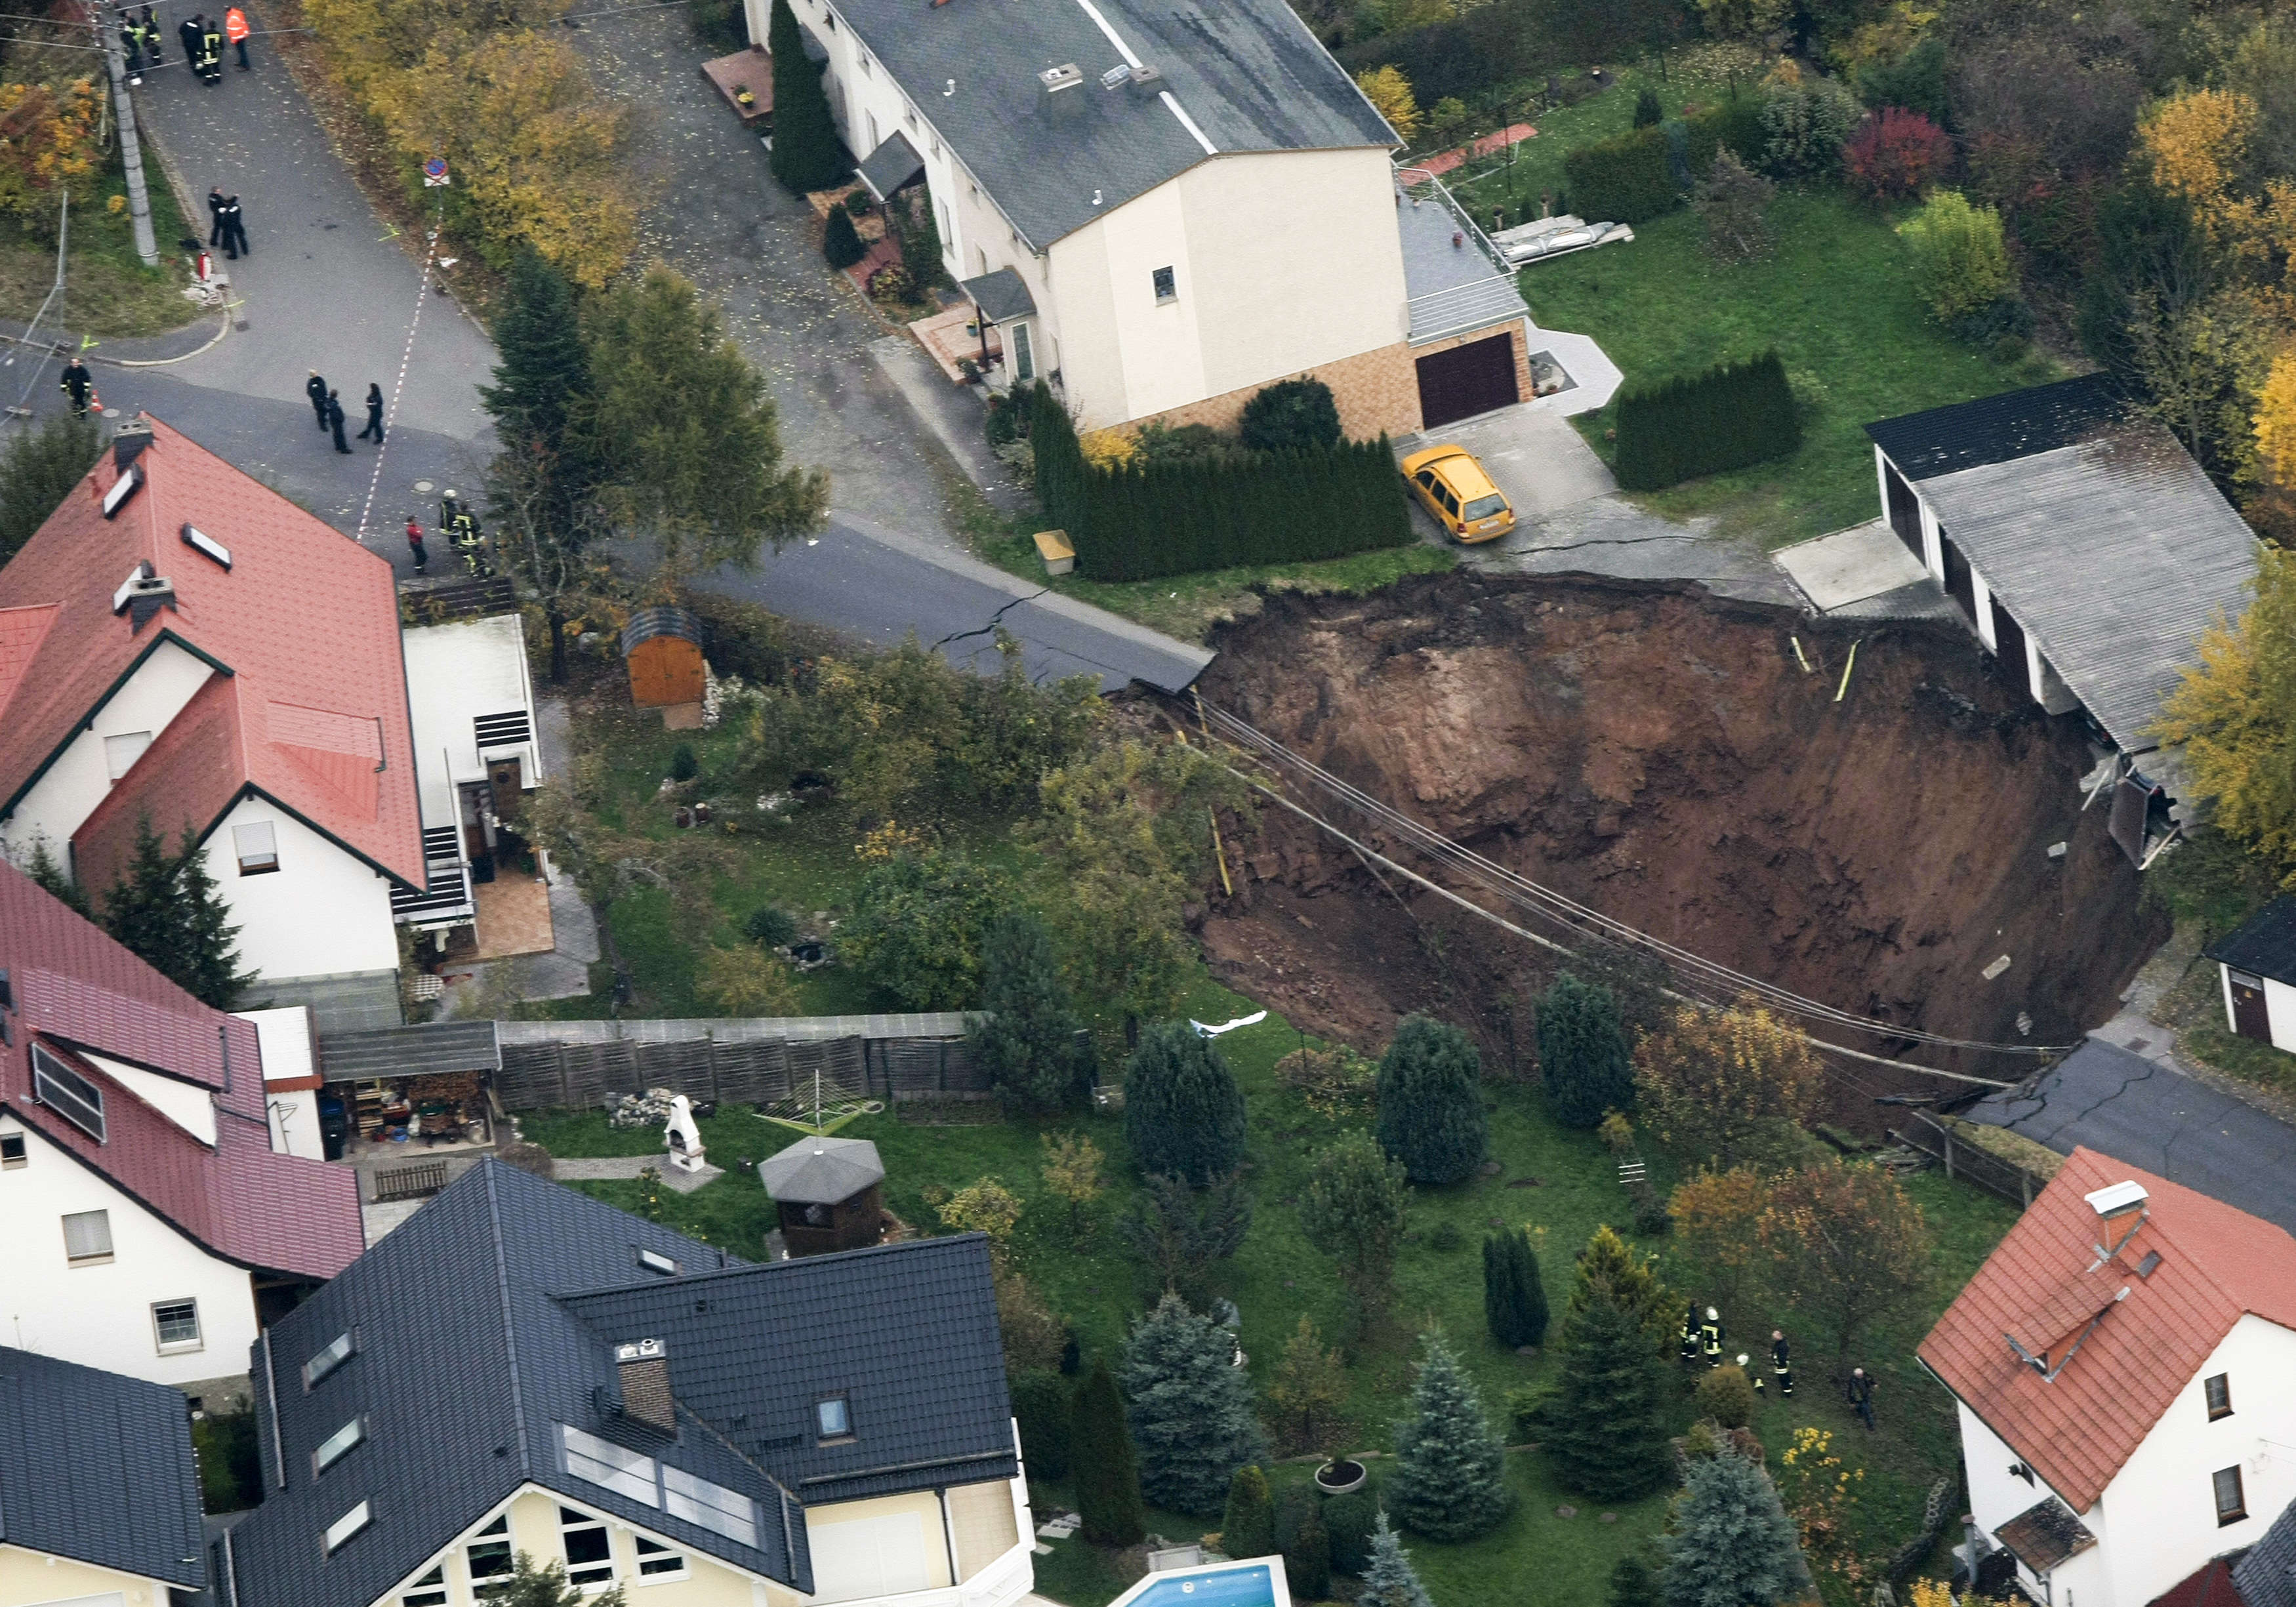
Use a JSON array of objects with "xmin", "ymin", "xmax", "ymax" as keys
[
  {"xmin": 0, "ymin": 856, "xmax": 363, "ymax": 1402},
  {"xmin": 1919, "ymin": 1147, "xmax": 2296, "ymax": 1607},
  {"xmin": 0, "ymin": 417, "xmax": 427, "ymax": 1029}
]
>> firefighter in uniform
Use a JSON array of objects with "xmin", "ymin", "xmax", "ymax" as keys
[
  {"xmin": 443, "ymin": 492, "xmax": 489, "ymax": 577},
  {"xmin": 199, "ymin": 17, "xmax": 224, "ymax": 83},
  {"xmin": 120, "ymin": 13, "xmax": 144, "ymax": 80},
  {"xmin": 1678, "ymin": 1302, "xmax": 1701, "ymax": 1366},
  {"xmin": 1699, "ymin": 1306, "xmax": 1723, "ymax": 1368},
  {"xmin": 59, "ymin": 357, "xmax": 92, "ymax": 417},
  {"xmin": 1768, "ymin": 1330, "xmax": 1794, "ymax": 1397}
]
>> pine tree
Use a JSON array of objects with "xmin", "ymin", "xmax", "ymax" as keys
[
  {"xmin": 0, "ymin": 409, "xmax": 100, "ymax": 566},
  {"xmin": 1221, "ymin": 1464, "xmax": 1274, "ymax": 1558},
  {"xmin": 1123, "ymin": 1022, "xmax": 1246, "ymax": 1186},
  {"xmin": 480, "ymin": 247, "xmax": 591, "ymax": 460},
  {"xmin": 1483, "ymin": 1226, "xmax": 1549, "ymax": 1349},
  {"xmin": 823, "ymin": 205, "xmax": 867, "ymax": 269},
  {"xmin": 171, "ymin": 827, "xmax": 255, "ymax": 1010},
  {"xmin": 1120, "ymin": 1292, "xmax": 1267, "ymax": 1516},
  {"xmin": 1662, "ymin": 1453, "xmax": 1811, "ymax": 1607},
  {"xmin": 1608, "ymin": 1555, "xmax": 1661, "ymax": 1607},
  {"xmin": 1300, "ymin": 1133, "xmax": 1410, "ymax": 1326},
  {"xmin": 766, "ymin": 0, "xmax": 846, "ymax": 193},
  {"xmin": 1359, "ymin": 1514, "xmax": 1435, "ymax": 1607},
  {"xmin": 968, "ymin": 913, "xmax": 1088, "ymax": 1113},
  {"xmin": 1570, "ymin": 1223, "xmax": 1676, "ymax": 1355},
  {"xmin": 1072, "ymin": 1361, "xmax": 1145, "ymax": 1546},
  {"xmin": 1373, "ymin": 1015, "xmax": 1488, "ymax": 1184},
  {"xmin": 1537, "ymin": 972, "xmax": 1636, "ymax": 1129},
  {"xmin": 24, "ymin": 838, "xmax": 88, "ymax": 917},
  {"xmin": 103, "ymin": 817, "xmax": 185, "ymax": 984},
  {"xmin": 1535, "ymin": 1287, "xmax": 1673, "ymax": 1502},
  {"xmin": 1633, "ymin": 86, "xmax": 1664, "ymax": 127},
  {"xmin": 1389, "ymin": 1330, "xmax": 1513, "ymax": 1541}
]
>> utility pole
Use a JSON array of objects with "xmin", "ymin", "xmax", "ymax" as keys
[{"xmin": 98, "ymin": 1, "xmax": 158, "ymax": 266}]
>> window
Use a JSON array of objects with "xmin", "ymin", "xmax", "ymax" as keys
[
  {"xmin": 323, "ymin": 1499, "xmax": 372, "ymax": 1554},
  {"xmin": 664, "ymin": 1465, "xmax": 759, "ymax": 1547},
  {"xmin": 314, "ymin": 1415, "xmax": 366, "ymax": 1475},
  {"xmin": 104, "ymin": 730, "xmax": 153, "ymax": 779},
  {"xmin": 402, "ymin": 1566, "xmax": 448, "ymax": 1607},
  {"xmin": 234, "ymin": 821, "xmax": 279, "ymax": 875},
  {"xmin": 467, "ymin": 1515, "xmax": 514, "ymax": 1597},
  {"xmin": 32, "ymin": 1042, "xmax": 105, "ymax": 1142},
  {"xmin": 1012, "ymin": 323, "xmax": 1035, "ymax": 383},
  {"xmin": 303, "ymin": 1330, "xmax": 356, "ymax": 1388},
  {"xmin": 816, "ymin": 1396, "xmax": 852, "ymax": 1441},
  {"xmin": 561, "ymin": 1507, "xmax": 615, "ymax": 1587},
  {"xmin": 1, "ymin": 1131, "xmax": 24, "ymax": 1168},
  {"xmin": 564, "ymin": 1424, "xmax": 661, "ymax": 1507},
  {"xmin": 905, "ymin": 107, "xmax": 917, "ymax": 130},
  {"xmin": 867, "ymin": 111, "xmax": 879, "ymax": 150},
  {"xmin": 635, "ymin": 1536, "xmax": 687, "ymax": 1579},
  {"xmin": 62, "ymin": 1208, "xmax": 112, "ymax": 1265},
  {"xmin": 153, "ymin": 1299, "xmax": 202, "ymax": 1352},
  {"xmin": 2207, "ymin": 1373, "xmax": 2234, "ymax": 1421},
  {"xmin": 638, "ymin": 1248, "xmax": 680, "ymax": 1276},
  {"xmin": 2216, "ymin": 1465, "xmax": 2248, "ymax": 1525},
  {"xmin": 1152, "ymin": 266, "xmax": 1176, "ymax": 302}
]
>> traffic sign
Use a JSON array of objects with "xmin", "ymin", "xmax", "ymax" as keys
[{"xmin": 422, "ymin": 157, "xmax": 449, "ymax": 186}]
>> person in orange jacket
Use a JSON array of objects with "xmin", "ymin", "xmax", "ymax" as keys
[{"xmin": 224, "ymin": 5, "xmax": 251, "ymax": 70}]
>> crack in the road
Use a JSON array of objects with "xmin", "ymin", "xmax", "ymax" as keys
[
  {"xmin": 1519, "ymin": 531, "xmax": 1700, "ymax": 554},
  {"xmin": 2066, "ymin": 1054, "xmax": 2162, "ymax": 1130},
  {"xmin": 929, "ymin": 586, "xmax": 1051, "ymax": 652}
]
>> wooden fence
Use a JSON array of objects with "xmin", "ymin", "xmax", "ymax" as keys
[
  {"xmin": 1890, "ymin": 1112, "xmax": 2052, "ymax": 1209},
  {"xmin": 494, "ymin": 1032, "xmax": 987, "ymax": 1111},
  {"xmin": 373, "ymin": 1160, "xmax": 449, "ymax": 1203}
]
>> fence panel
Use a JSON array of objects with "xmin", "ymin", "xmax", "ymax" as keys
[{"xmin": 493, "ymin": 1030, "xmax": 977, "ymax": 1111}]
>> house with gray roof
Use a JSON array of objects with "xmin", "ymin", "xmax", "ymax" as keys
[
  {"xmin": 0, "ymin": 1343, "xmax": 207, "ymax": 1604},
  {"xmin": 742, "ymin": 0, "xmax": 1534, "ymax": 437},
  {"xmin": 1866, "ymin": 376, "xmax": 2261, "ymax": 863},
  {"xmin": 217, "ymin": 1158, "xmax": 1028, "ymax": 1607}
]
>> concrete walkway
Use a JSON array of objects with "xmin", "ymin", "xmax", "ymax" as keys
[{"xmin": 552, "ymin": 1154, "xmax": 726, "ymax": 1192}]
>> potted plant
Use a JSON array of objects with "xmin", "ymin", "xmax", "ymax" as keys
[
  {"xmin": 956, "ymin": 357, "xmax": 981, "ymax": 385},
  {"xmin": 733, "ymin": 83, "xmax": 756, "ymax": 108},
  {"xmin": 1313, "ymin": 1451, "xmax": 1366, "ymax": 1495}
]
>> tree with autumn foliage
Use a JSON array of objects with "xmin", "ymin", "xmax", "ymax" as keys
[
  {"xmin": 2156, "ymin": 550, "xmax": 2296, "ymax": 883},
  {"xmin": 1633, "ymin": 999, "xmax": 1826, "ymax": 1170},
  {"xmin": 1755, "ymin": 1160, "xmax": 1931, "ymax": 1359},
  {"xmin": 1776, "ymin": 1427, "xmax": 1869, "ymax": 1594},
  {"xmin": 1353, "ymin": 66, "xmax": 1421, "ymax": 142},
  {"xmin": 1841, "ymin": 108, "xmax": 1951, "ymax": 203},
  {"xmin": 0, "ymin": 77, "xmax": 101, "ymax": 229},
  {"xmin": 1666, "ymin": 1165, "xmax": 1773, "ymax": 1314}
]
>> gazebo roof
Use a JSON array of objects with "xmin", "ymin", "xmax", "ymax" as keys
[{"xmin": 759, "ymin": 1135, "xmax": 885, "ymax": 1205}]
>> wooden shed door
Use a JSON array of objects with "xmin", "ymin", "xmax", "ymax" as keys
[
  {"xmin": 2230, "ymin": 969, "xmax": 2273, "ymax": 1042},
  {"xmin": 1416, "ymin": 333, "xmax": 1520, "ymax": 429},
  {"xmin": 1883, "ymin": 462, "xmax": 1923, "ymax": 559}
]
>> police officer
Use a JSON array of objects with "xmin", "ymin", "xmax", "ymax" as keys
[
  {"xmin": 219, "ymin": 195, "xmax": 248, "ymax": 259},
  {"xmin": 207, "ymin": 186, "xmax": 228, "ymax": 248},
  {"xmin": 59, "ymin": 357, "xmax": 92, "ymax": 417},
  {"xmin": 305, "ymin": 369, "xmax": 329, "ymax": 430},
  {"xmin": 178, "ymin": 13, "xmax": 203, "ymax": 72},
  {"xmin": 326, "ymin": 387, "xmax": 350, "ymax": 453},
  {"xmin": 358, "ymin": 381, "xmax": 384, "ymax": 442},
  {"xmin": 1700, "ymin": 1305, "xmax": 1723, "ymax": 1369},
  {"xmin": 1846, "ymin": 1366, "xmax": 1876, "ymax": 1431},
  {"xmin": 1679, "ymin": 1302, "xmax": 1701, "ymax": 1367}
]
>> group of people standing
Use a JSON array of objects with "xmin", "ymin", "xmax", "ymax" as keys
[
  {"xmin": 205, "ymin": 188, "xmax": 249, "ymax": 260},
  {"xmin": 118, "ymin": 5, "xmax": 250, "ymax": 84},
  {"xmin": 404, "ymin": 492, "xmax": 489, "ymax": 579},
  {"xmin": 1677, "ymin": 1303, "xmax": 1881, "ymax": 1431},
  {"xmin": 304, "ymin": 370, "xmax": 383, "ymax": 454}
]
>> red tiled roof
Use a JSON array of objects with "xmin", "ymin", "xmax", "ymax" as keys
[
  {"xmin": 1919, "ymin": 1147, "xmax": 2296, "ymax": 1511},
  {"xmin": 2153, "ymin": 1559, "xmax": 2248, "ymax": 1607},
  {"xmin": 0, "ymin": 859, "xmax": 362, "ymax": 1280},
  {"xmin": 0, "ymin": 417, "xmax": 420, "ymax": 889}
]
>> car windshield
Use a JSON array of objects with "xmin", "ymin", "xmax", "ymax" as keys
[{"xmin": 1461, "ymin": 494, "xmax": 1507, "ymax": 521}]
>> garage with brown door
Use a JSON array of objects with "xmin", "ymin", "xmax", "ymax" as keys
[{"xmin": 1415, "ymin": 332, "xmax": 1520, "ymax": 429}]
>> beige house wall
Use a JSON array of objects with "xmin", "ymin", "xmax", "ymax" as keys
[{"xmin": 0, "ymin": 1543, "xmax": 171, "ymax": 1607}]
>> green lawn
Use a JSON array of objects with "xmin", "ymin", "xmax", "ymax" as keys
[
  {"xmin": 527, "ymin": 960, "xmax": 2014, "ymax": 1607},
  {"xmin": 0, "ymin": 138, "xmax": 199, "ymax": 338},
  {"xmin": 1521, "ymin": 191, "xmax": 2063, "ymax": 547}
]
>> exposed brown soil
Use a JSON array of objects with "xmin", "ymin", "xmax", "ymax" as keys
[{"xmin": 1194, "ymin": 572, "xmax": 2167, "ymax": 1112}]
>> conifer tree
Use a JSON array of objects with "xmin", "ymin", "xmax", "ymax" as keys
[
  {"xmin": 1359, "ymin": 1515, "xmax": 1435, "ymax": 1607},
  {"xmin": 1120, "ymin": 1292, "xmax": 1267, "ymax": 1516},
  {"xmin": 1535, "ymin": 1286, "xmax": 1672, "ymax": 1501},
  {"xmin": 1570, "ymin": 1223, "xmax": 1676, "ymax": 1355},
  {"xmin": 172, "ymin": 826, "xmax": 255, "ymax": 1010},
  {"xmin": 1537, "ymin": 971, "xmax": 1636, "ymax": 1129},
  {"xmin": 1221, "ymin": 1465, "xmax": 1275, "ymax": 1558},
  {"xmin": 1300, "ymin": 1133, "xmax": 1409, "ymax": 1326},
  {"xmin": 1661, "ymin": 1453, "xmax": 1811, "ymax": 1607},
  {"xmin": 1608, "ymin": 1555, "xmax": 1661, "ymax": 1607},
  {"xmin": 24, "ymin": 838, "xmax": 88, "ymax": 917},
  {"xmin": 1483, "ymin": 1226, "xmax": 1549, "ymax": 1349},
  {"xmin": 822, "ymin": 205, "xmax": 866, "ymax": 269},
  {"xmin": 1281, "ymin": 1494, "xmax": 1331, "ymax": 1598},
  {"xmin": 766, "ymin": 0, "xmax": 845, "ymax": 192},
  {"xmin": 104, "ymin": 818, "xmax": 185, "ymax": 982},
  {"xmin": 1389, "ymin": 1330, "xmax": 1513, "ymax": 1541},
  {"xmin": 100, "ymin": 820, "xmax": 251, "ymax": 1007},
  {"xmin": 1123, "ymin": 1022, "xmax": 1246, "ymax": 1185},
  {"xmin": 1374, "ymin": 1015, "xmax": 1487, "ymax": 1183},
  {"xmin": 968, "ymin": 914, "xmax": 1088, "ymax": 1112},
  {"xmin": 1072, "ymin": 1361, "xmax": 1145, "ymax": 1546},
  {"xmin": 0, "ymin": 409, "xmax": 100, "ymax": 566}
]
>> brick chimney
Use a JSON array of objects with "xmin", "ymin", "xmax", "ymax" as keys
[{"xmin": 615, "ymin": 1339, "xmax": 675, "ymax": 1434}]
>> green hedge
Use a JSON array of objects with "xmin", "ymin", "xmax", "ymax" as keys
[
  {"xmin": 1031, "ymin": 385, "xmax": 1411, "ymax": 582},
  {"xmin": 1563, "ymin": 126, "xmax": 1677, "ymax": 224},
  {"xmin": 1611, "ymin": 351, "xmax": 1800, "ymax": 490}
]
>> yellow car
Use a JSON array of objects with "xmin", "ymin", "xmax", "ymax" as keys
[{"xmin": 1402, "ymin": 443, "xmax": 1515, "ymax": 542}]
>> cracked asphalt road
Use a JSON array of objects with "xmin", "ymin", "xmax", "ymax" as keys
[{"xmin": 1971, "ymin": 1038, "xmax": 2296, "ymax": 1232}]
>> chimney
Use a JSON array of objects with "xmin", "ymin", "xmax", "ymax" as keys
[
  {"xmin": 1125, "ymin": 64, "xmax": 1163, "ymax": 99},
  {"xmin": 110, "ymin": 561, "xmax": 176, "ymax": 631},
  {"xmin": 1038, "ymin": 62, "xmax": 1084, "ymax": 117},
  {"xmin": 113, "ymin": 420, "xmax": 153, "ymax": 472},
  {"xmin": 2083, "ymin": 1179, "xmax": 2149, "ymax": 1267},
  {"xmin": 615, "ymin": 1339, "xmax": 676, "ymax": 1434}
]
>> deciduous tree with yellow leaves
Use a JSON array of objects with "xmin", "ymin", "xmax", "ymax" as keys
[
  {"xmin": 1353, "ymin": 66, "xmax": 1421, "ymax": 142},
  {"xmin": 2155, "ymin": 550, "xmax": 2296, "ymax": 884},
  {"xmin": 0, "ymin": 77, "xmax": 101, "ymax": 228}
]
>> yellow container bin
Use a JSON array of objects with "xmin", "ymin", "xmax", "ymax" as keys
[{"xmin": 1033, "ymin": 529, "xmax": 1076, "ymax": 577}]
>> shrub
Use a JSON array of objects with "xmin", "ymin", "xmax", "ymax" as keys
[
  {"xmin": 1011, "ymin": 1369, "xmax": 1073, "ymax": 1478},
  {"xmin": 1607, "ymin": 1555, "xmax": 1662, "ymax": 1607},
  {"xmin": 1562, "ymin": 125, "xmax": 1679, "ymax": 223},
  {"xmin": 1610, "ymin": 352, "xmax": 1800, "ymax": 491},
  {"xmin": 1239, "ymin": 378, "xmax": 1343, "ymax": 453},
  {"xmin": 1073, "ymin": 1362, "xmax": 1145, "ymax": 1545},
  {"xmin": 1124, "ymin": 1023, "xmax": 1247, "ymax": 1185},
  {"xmin": 1696, "ymin": 1364, "xmax": 1757, "ymax": 1429},
  {"xmin": 1536, "ymin": 971, "xmax": 1635, "ymax": 1128},
  {"xmin": 968, "ymin": 912, "xmax": 1090, "ymax": 1113},
  {"xmin": 1760, "ymin": 75, "xmax": 1862, "ymax": 176},
  {"xmin": 1633, "ymin": 86, "xmax": 1663, "ymax": 127},
  {"xmin": 1122, "ymin": 1293, "xmax": 1267, "ymax": 1515},
  {"xmin": 695, "ymin": 944, "xmax": 800, "ymax": 1015},
  {"xmin": 1692, "ymin": 150, "xmax": 1774, "ymax": 263},
  {"xmin": 1842, "ymin": 107, "xmax": 1950, "ymax": 201},
  {"xmin": 838, "ymin": 849, "xmax": 1012, "ymax": 1010},
  {"xmin": 1301, "ymin": 1133, "xmax": 1410, "ymax": 1324},
  {"xmin": 1223, "ymin": 1465, "xmax": 1275, "ymax": 1558},
  {"xmin": 669, "ymin": 743, "xmax": 699, "ymax": 781},
  {"xmin": 1899, "ymin": 190, "xmax": 2019, "ymax": 323},
  {"xmin": 743, "ymin": 905, "xmax": 798, "ymax": 946},
  {"xmin": 193, "ymin": 1410, "xmax": 261, "ymax": 1513},
  {"xmin": 1687, "ymin": 94, "xmax": 1769, "ymax": 173},
  {"xmin": 1389, "ymin": 1331, "xmax": 1513, "ymax": 1540},
  {"xmin": 1278, "ymin": 1486, "xmax": 1332, "ymax": 1597},
  {"xmin": 1662, "ymin": 1454, "xmax": 1812, "ymax": 1607},
  {"xmin": 1374, "ymin": 1014, "xmax": 1488, "ymax": 1184},
  {"xmin": 1325, "ymin": 1486, "xmax": 1379, "ymax": 1575},
  {"xmin": 766, "ymin": 0, "xmax": 845, "ymax": 192},
  {"xmin": 1483, "ymin": 1225, "xmax": 1550, "ymax": 1349},
  {"xmin": 822, "ymin": 205, "xmax": 866, "ymax": 269},
  {"xmin": 1029, "ymin": 384, "xmax": 1408, "ymax": 582},
  {"xmin": 1854, "ymin": 36, "xmax": 1948, "ymax": 125},
  {"xmin": 1633, "ymin": 998, "xmax": 1826, "ymax": 1170}
]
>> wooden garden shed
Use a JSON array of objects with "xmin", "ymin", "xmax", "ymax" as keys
[
  {"xmin": 619, "ymin": 606, "xmax": 707, "ymax": 708},
  {"xmin": 759, "ymin": 1135, "xmax": 888, "ymax": 1257}
]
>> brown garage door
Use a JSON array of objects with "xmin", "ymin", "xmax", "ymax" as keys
[{"xmin": 1416, "ymin": 333, "xmax": 1519, "ymax": 429}]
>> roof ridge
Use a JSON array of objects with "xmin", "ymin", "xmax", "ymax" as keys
[
  {"xmin": 482, "ymin": 1162, "xmax": 534, "ymax": 1480},
  {"xmin": 554, "ymin": 1229, "xmax": 981, "ymax": 1303}
]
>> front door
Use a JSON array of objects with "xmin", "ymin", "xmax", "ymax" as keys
[
  {"xmin": 488, "ymin": 756, "xmax": 523, "ymax": 825},
  {"xmin": 2230, "ymin": 969, "xmax": 2273, "ymax": 1042}
]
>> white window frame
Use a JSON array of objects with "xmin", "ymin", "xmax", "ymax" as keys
[
  {"xmin": 323, "ymin": 1499, "xmax": 372, "ymax": 1555},
  {"xmin": 402, "ymin": 1566, "xmax": 448, "ymax": 1607},
  {"xmin": 152, "ymin": 1297, "xmax": 203, "ymax": 1353},
  {"xmin": 633, "ymin": 1534, "xmax": 688, "ymax": 1583},
  {"xmin": 560, "ymin": 1505, "xmax": 617, "ymax": 1588},
  {"xmin": 1010, "ymin": 322, "xmax": 1035, "ymax": 383},
  {"xmin": 467, "ymin": 1513, "xmax": 514, "ymax": 1597},
  {"xmin": 304, "ymin": 1330, "xmax": 356, "ymax": 1388},
  {"xmin": 234, "ymin": 820, "xmax": 279, "ymax": 875},
  {"xmin": 314, "ymin": 1414, "xmax": 366, "ymax": 1475},
  {"xmin": 104, "ymin": 729, "xmax": 154, "ymax": 780},
  {"xmin": 62, "ymin": 1208, "xmax": 113, "ymax": 1265},
  {"xmin": 0, "ymin": 1131, "xmax": 25, "ymax": 1168}
]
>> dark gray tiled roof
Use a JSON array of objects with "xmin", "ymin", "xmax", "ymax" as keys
[
  {"xmin": 859, "ymin": 131, "xmax": 927, "ymax": 203},
  {"xmin": 1881, "ymin": 414, "xmax": 2257, "ymax": 753},
  {"xmin": 1866, "ymin": 375, "xmax": 2129, "ymax": 481},
  {"xmin": 2207, "ymin": 896, "xmax": 2296, "ymax": 988},
  {"xmin": 318, "ymin": 1019, "xmax": 501, "ymax": 1080},
  {"xmin": 2236, "ymin": 1496, "xmax": 2296, "ymax": 1607},
  {"xmin": 758, "ymin": 1135, "xmax": 885, "ymax": 1204},
  {"xmin": 0, "ymin": 1344, "xmax": 205, "ymax": 1587},
  {"xmin": 830, "ymin": 0, "xmax": 1395, "ymax": 249},
  {"xmin": 962, "ymin": 268, "xmax": 1037, "ymax": 323}
]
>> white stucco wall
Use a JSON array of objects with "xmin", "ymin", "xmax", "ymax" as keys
[
  {"xmin": 401, "ymin": 615, "xmax": 541, "ymax": 830},
  {"xmin": 1961, "ymin": 1313, "xmax": 2296, "ymax": 1607},
  {"xmin": 201, "ymin": 796, "xmax": 398, "ymax": 985},
  {"xmin": 0, "ymin": 1114, "xmax": 256, "ymax": 1390},
  {"xmin": 81, "ymin": 1052, "xmax": 216, "ymax": 1147},
  {"xmin": 0, "ymin": 638, "xmax": 214, "ymax": 874},
  {"xmin": 2217, "ymin": 966, "xmax": 2296, "ymax": 1053}
]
